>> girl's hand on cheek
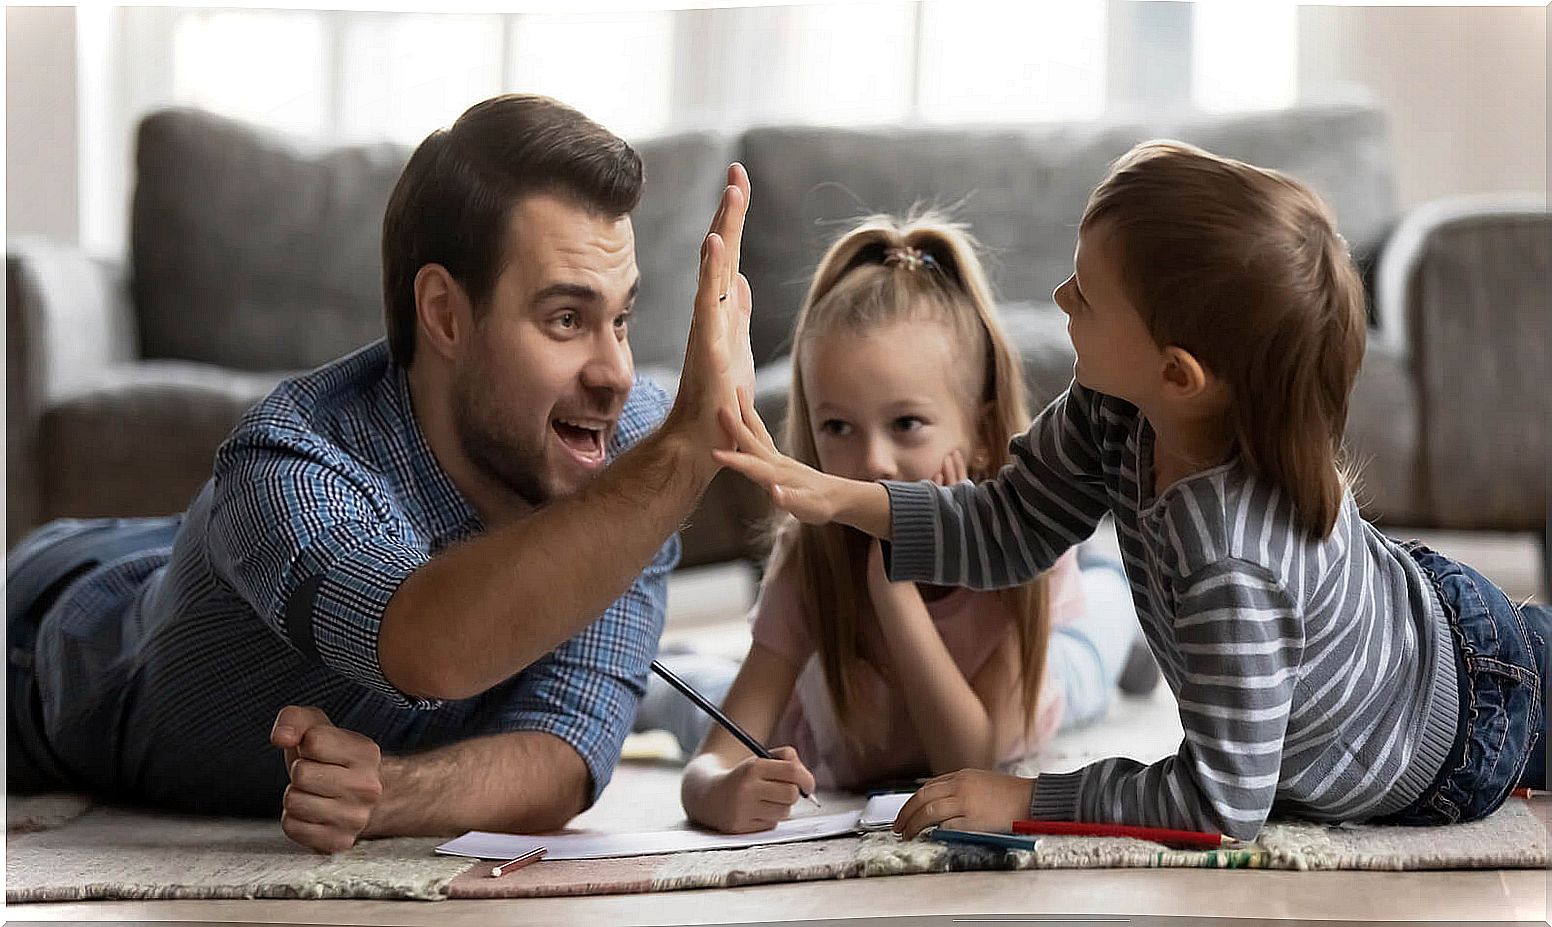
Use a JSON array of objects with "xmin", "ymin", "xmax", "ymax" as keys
[
  {"xmin": 892, "ymin": 769, "xmax": 1036, "ymax": 840},
  {"xmin": 935, "ymin": 449, "xmax": 970, "ymax": 487}
]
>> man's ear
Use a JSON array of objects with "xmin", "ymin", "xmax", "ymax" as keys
[
  {"xmin": 414, "ymin": 264, "xmax": 471, "ymax": 364},
  {"xmin": 1160, "ymin": 345, "xmax": 1215, "ymax": 401}
]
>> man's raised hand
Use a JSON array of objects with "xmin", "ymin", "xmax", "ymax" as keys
[{"xmin": 669, "ymin": 164, "xmax": 755, "ymax": 466}]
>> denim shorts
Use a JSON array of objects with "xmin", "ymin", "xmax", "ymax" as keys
[{"xmin": 1377, "ymin": 542, "xmax": 1547, "ymax": 826}]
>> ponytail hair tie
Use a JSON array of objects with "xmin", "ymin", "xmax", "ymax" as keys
[{"xmin": 882, "ymin": 245, "xmax": 939, "ymax": 272}]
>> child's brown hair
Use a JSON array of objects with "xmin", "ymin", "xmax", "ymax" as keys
[{"xmin": 1083, "ymin": 141, "xmax": 1368, "ymax": 537}]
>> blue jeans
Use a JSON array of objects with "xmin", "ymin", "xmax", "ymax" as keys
[
  {"xmin": 1377, "ymin": 542, "xmax": 1548, "ymax": 825},
  {"xmin": 7, "ymin": 517, "xmax": 183, "ymax": 792}
]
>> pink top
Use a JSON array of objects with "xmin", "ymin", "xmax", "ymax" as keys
[{"xmin": 749, "ymin": 548, "xmax": 1085, "ymax": 789}]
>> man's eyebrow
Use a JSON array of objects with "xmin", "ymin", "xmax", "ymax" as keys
[
  {"xmin": 532, "ymin": 278, "xmax": 640, "ymax": 304},
  {"xmin": 532, "ymin": 282, "xmax": 602, "ymax": 303}
]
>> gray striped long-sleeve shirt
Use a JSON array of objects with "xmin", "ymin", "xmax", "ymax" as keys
[{"xmin": 882, "ymin": 381, "xmax": 1458, "ymax": 839}]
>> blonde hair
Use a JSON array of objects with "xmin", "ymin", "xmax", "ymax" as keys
[
  {"xmin": 772, "ymin": 212, "xmax": 1050, "ymax": 748},
  {"xmin": 1083, "ymin": 141, "xmax": 1367, "ymax": 538}
]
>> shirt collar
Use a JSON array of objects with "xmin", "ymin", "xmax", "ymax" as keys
[{"xmin": 380, "ymin": 360, "xmax": 485, "ymax": 550}]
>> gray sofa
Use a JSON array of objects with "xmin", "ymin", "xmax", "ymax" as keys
[{"xmin": 8, "ymin": 104, "xmax": 1549, "ymax": 570}]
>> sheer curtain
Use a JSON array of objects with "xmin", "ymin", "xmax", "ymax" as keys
[{"xmin": 78, "ymin": 1, "xmax": 1297, "ymax": 258}]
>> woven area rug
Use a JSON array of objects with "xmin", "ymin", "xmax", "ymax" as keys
[
  {"xmin": 8, "ymin": 775, "xmax": 1547, "ymax": 903},
  {"xmin": 444, "ymin": 801, "xmax": 1548, "ymax": 898}
]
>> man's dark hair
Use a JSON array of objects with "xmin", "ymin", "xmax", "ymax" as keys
[{"xmin": 381, "ymin": 94, "xmax": 644, "ymax": 366}]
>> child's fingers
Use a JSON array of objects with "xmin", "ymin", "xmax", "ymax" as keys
[
  {"xmin": 736, "ymin": 387, "xmax": 777, "ymax": 451},
  {"xmin": 764, "ymin": 747, "xmax": 817, "ymax": 796},
  {"xmin": 711, "ymin": 449, "xmax": 780, "ymax": 490},
  {"xmin": 893, "ymin": 782, "xmax": 958, "ymax": 839},
  {"xmin": 934, "ymin": 449, "xmax": 967, "ymax": 486},
  {"xmin": 755, "ymin": 779, "xmax": 801, "ymax": 808},
  {"xmin": 717, "ymin": 401, "xmax": 769, "ymax": 458}
]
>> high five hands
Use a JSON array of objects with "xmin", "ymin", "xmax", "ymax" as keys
[{"xmin": 712, "ymin": 387, "xmax": 855, "ymax": 525}]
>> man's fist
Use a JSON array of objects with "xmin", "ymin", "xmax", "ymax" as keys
[{"xmin": 270, "ymin": 705, "xmax": 384, "ymax": 853}]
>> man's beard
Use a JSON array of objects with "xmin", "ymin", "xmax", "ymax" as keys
[{"xmin": 452, "ymin": 372, "xmax": 555, "ymax": 510}]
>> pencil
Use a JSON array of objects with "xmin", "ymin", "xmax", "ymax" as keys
[
  {"xmin": 489, "ymin": 846, "xmax": 546, "ymax": 878},
  {"xmin": 1512, "ymin": 787, "xmax": 1545, "ymax": 799},
  {"xmin": 649, "ymin": 659, "xmax": 822, "ymax": 809},
  {"xmin": 1012, "ymin": 819, "xmax": 1234, "ymax": 849}
]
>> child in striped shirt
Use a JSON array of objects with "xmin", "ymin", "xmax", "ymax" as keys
[{"xmin": 713, "ymin": 141, "xmax": 1548, "ymax": 840}]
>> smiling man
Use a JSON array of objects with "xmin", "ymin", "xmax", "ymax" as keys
[{"xmin": 5, "ymin": 95, "xmax": 757, "ymax": 852}]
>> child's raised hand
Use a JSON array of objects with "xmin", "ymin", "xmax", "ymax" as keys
[
  {"xmin": 713, "ymin": 387, "xmax": 847, "ymax": 525},
  {"xmin": 700, "ymin": 745, "xmax": 817, "ymax": 834},
  {"xmin": 891, "ymin": 769, "xmax": 1036, "ymax": 840}
]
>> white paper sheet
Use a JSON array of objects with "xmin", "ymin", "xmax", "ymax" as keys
[
  {"xmin": 858, "ymin": 792, "xmax": 912, "ymax": 831},
  {"xmin": 435, "ymin": 810, "xmax": 866, "ymax": 861}
]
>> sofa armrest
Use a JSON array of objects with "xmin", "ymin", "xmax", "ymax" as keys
[
  {"xmin": 8, "ymin": 234, "xmax": 138, "ymax": 403},
  {"xmin": 1374, "ymin": 195, "xmax": 1550, "ymax": 531},
  {"xmin": 7, "ymin": 235, "xmax": 137, "ymax": 542}
]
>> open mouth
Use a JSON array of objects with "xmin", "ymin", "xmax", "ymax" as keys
[{"xmin": 552, "ymin": 417, "xmax": 609, "ymax": 469}]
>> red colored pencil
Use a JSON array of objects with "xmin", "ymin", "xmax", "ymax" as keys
[
  {"xmin": 1013, "ymin": 819, "xmax": 1234, "ymax": 849},
  {"xmin": 489, "ymin": 846, "xmax": 546, "ymax": 878},
  {"xmin": 1512, "ymin": 787, "xmax": 1545, "ymax": 799}
]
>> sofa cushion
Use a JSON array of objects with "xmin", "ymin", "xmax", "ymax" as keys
[
  {"xmin": 131, "ymin": 108, "xmax": 732, "ymax": 373},
  {"xmin": 628, "ymin": 133, "xmax": 739, "ymax": 371},
  {"xmin": 736, "ymin": 104, "xmax": 1399, "ymax": 365},
  {"xmin": 1344, "ymin": 345, "xmax": 1422, "ymax": 527},
  {"xmin": 132, "ymin": 109, "xmax": 406, "ymax": 371},
  {"xmin": 40, "ymin": 361, "xmax": 292, "ymax": 520}
]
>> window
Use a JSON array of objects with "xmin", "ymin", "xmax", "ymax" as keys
[
  {"xmin": 918, "ymin": 0, "xmax": 1107, "ymax": 123},
  {"xmin": 339, "ymin": 13, "xmax": 505, "ymax": 145},
  {"xmin": 508, "ymin": 12, "xmax": 674, "ymax": 140},
  {"xmin": 1192, "ymin": 1, "xmax": 1298, "ymax": 113},
  {"xmin": 172, "ymin": 10, "xmax": 329, "ymax": 138},
  {"xmin": 82, "ymin": 2, "xmax": 1299, "ymax": 258}
]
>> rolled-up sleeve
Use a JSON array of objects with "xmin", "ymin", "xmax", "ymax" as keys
[{"xmin": 207, "ymin": 428, "xmax": 439, "ymax": 708}]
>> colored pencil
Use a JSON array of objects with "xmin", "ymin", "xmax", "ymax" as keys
[
  {"xmin": 930, "ymin": 827, "xmax": 1039, "ymax": 852},
  {"xmin": 489, "ymin": 846, "xmax": 546, "ymax": 878},
  {"xmin": 1013, "ymin": 819, "xmax": 1234, "ymax": 849}
]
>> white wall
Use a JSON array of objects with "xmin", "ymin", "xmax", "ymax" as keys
[
  {"xmin": 6, "ymin": 6, "xmax": 80, "ymax": 244},
  {"xmin": 1299, "ymin": 4, "xmax": 1547, "ymax": 209}
]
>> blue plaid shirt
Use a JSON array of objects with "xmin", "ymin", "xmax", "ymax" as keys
[{"xmin": 33, "ymin": 341, "xmax": 677, "ymax": 815}]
